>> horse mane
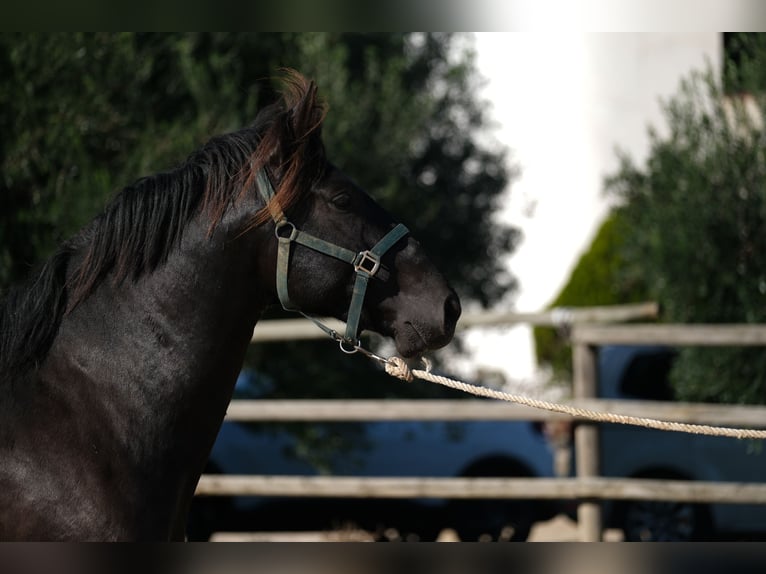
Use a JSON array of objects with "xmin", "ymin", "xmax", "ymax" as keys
[{"xmin": 0, "ymin": 68, "xmax": 327, "ymax": 378}]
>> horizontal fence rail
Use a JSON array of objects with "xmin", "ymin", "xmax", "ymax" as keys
[
  {"xmin": 251, "ymin": 302, "xmax": 659, "ymax": 342},
  {"xmin": 223, "ymin": 398, "xmax": 766, "ymax": 428},
  {"xmin": 195, "ymin": 475, "xmax": 766, "ymax": 505},
  {"xmin": 573, "ymin": 323, "xmax": 766, "ymax": 346}
]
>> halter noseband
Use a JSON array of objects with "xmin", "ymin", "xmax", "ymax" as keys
[{"xmin": 255, "ymin": 168, "xmax": 409, "ymax": 351}]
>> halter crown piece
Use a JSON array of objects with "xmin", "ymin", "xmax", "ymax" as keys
[{"xmin": 255, "ymin": 168, "xmax": 409, "ymax": 353}]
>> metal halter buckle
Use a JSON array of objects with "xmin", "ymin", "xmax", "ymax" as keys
[{"xmin": 354, "ymin": 250, "xmax": 380, "ymax": 277}]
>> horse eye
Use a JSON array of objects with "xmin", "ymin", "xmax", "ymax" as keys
[{"xmin": 330, "ymin": 193, "xmax": 352, "ymax": 211}]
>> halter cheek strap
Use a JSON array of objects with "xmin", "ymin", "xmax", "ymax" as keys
[{"xmin": 255, "ymin": 168, "xmax": 409, "ymax": 347}]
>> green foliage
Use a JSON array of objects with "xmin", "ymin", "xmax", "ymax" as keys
[
  {"xmin": 533, "ymin": 211, "xmax": 650, "ymax": 381},
  {"xmin": 606, "ymin": 54, "xmax": 766, "ymax": 404},
  {"xmin": 0, "ymin": 33, "xmax": 292, "ymax": 287},
  {"xmin": 723, "ymin": 33, "xmax": 766, "ymax": 95}
]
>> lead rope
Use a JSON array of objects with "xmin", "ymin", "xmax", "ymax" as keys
[{"xmin": 378, "ymin": 356, "xmax": 766, "ymax": 440}]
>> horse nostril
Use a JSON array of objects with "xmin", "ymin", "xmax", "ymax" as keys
[{"xmin": 444, "ymin": 291, "xmax": 461, "ymax": 329}]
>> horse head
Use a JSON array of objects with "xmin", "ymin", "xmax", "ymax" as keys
[{"xmin": 246, "ymin": 70, "xmax": 461, "ymax": 358}]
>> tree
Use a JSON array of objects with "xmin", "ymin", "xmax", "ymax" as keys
[
  {"xmin": 606, "ymin": 38, "xmax": 766, "ymax": 405},
  {"xmin": 0, "ymin": 33, "xmax": 295, "ymax": 288}
]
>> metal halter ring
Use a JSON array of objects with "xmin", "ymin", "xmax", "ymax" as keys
[
  {"xmin": 339, "ymin": 339, "xmax": 361, "ymax": 354},
  {"xmin": 274, "ymin": 221, "xmax": 298, "ymax": 241}
]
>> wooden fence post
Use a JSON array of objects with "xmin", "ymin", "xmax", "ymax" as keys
[{"xmin": 572, "ymin": 339, "xmax": 602, "ymax": 541}]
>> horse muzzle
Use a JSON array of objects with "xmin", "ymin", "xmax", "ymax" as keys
[{"xmin": 391, "ymin": 288, "xmax": 461, "ymax": 358}]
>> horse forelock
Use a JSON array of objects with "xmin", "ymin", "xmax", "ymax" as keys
[{"xmin": 239, "ymin": 68, "xmax": 329, "ymax": 231}]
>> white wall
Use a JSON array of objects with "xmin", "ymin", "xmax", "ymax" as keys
[{"xmin": 457, "ymin": 33, "xmax": 721, "ymax": 386}]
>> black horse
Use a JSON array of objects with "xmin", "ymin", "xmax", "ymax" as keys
[{"xmin": 0, "ymin": 70, "xmax": 460, "ymax": 541}]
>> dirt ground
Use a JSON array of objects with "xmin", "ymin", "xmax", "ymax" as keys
[
  {"xmin": 435, "ymin": 514, "xmax": 623, "ymax": 542},
  {"xmin": 209, "ymin": 514, "xmax": 625, "ymax": 542}
]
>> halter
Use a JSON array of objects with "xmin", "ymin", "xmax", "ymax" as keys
[{"xmin": 255, "ymin": 168, "xmax": 409, "ymax": 353}]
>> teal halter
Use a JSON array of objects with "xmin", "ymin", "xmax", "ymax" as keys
[{"xmin": 255, "ymin": 168, "xmax": 409, "ymax": 351}]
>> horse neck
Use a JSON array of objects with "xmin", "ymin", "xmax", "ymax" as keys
[{"xmin": 44, "ymin": 214, "xmax": 272, "ymax": 483}]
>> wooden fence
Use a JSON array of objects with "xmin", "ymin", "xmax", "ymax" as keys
[
  {"xmin": 570, "ymin": 322, "xmax": 766, "ymax": 540},
  {"xmin": 195, "ymin": 303, "xmax": 766, "ymax": 541}
]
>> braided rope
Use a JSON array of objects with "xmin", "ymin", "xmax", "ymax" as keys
[{"xmin": 384, "ymin": 357, "xmax": 766, "ymax": 440}]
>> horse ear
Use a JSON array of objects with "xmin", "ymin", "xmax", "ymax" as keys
[
  {"xmin": 268, "ymin": 100, "xmax": 326, "ymax": 188},
  {"xmin": 271, "ymin": 76, "xmax": 325, "ymax": 176}
]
